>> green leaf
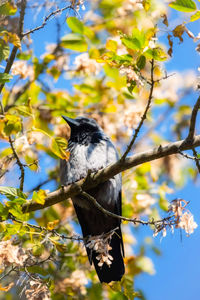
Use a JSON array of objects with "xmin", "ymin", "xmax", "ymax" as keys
[
  {"xmin": 159, "ymin": 197, "xmax": 169, "ymax": 211},
  {"xmin": 136, "ymin": 55, "xmax": 146, "ymax": 69},
  {"xmin": 190, "ymin": 10, "xmax": 200, "ymax": 22},
  {"xmin": 113, "ymin": 54, "xmax": 133, "ymax": 64},
  {"xmin": 106, "ymin": 39, "xmax": 118, "ymax": 52},
  {"xmin": 26, "ymin": 266, "xmax": 49, "ymax": 276},
  {"xmin": 51, "ymin": 137, "xmax": 69, "ymax": 160},
  {"xmin": 0, "ymin": 203, "xmax": 9, "ymax": 220},
  {"xmin": 0, "ymin": 39, "xmax": 9, "ymax": 62},
  {"xmin": 122, "ymin": 29, "xmax": 146, "ymax": 51},
  {"xmin": 83, "ymin": 26, "xmax": 95, "ymax": 40},
  {"xmin": 122, "ymin": 37, "xmax": 141, "ymax": 51},
  {"xmin": 121, "ymin": 276, "xmax": 136, "ymax": 300},
  {"xmin": 0, "ymin": 147, "xmax": 13, "ymax": 158},
  {"xmin": 32, "ymin": 243, "xmax": 45, "ymax": 256},
  {"xmin": 67, "ymin": 17, "xmax": 84, "ymax": 34},
  {"xmin": 169, "ymin": 0, "xmax": 196, "ymax": 12},
  {"xmin": 0, "ymin": 186, "xmax": 27, "ymax": 200},
  {"xmin": 61, "ymin": 33, "xmax": 88, "ymax": 52},
  {"xmin": 17, "ymin": 52, "xmax": 32, "ymax": 60},
  {"xmin": 9, "ymin": 205, "xmax": 25, "ymax": 220},
  {"xmin": 144, "ymin": 47, "xmax": 168, "ymax": 61},
  {"xmin": 4, "ymin": 114, "xmax": 22, "ymax": 135},
  {"xmin": 0, "ymin": 73, "xmax": 12, "ymax": 83},
  {"xmin": 14, "ymin": 105, "xmax": 33, "ymax": 117},
  {"xmin": 0, "ymin": 1, "xmax": 17, "ymax": 15},
  {"xmin": 32, "ymin": 190, "xmax": 47, "ymax": 205},
  {"xmin": 128, "ymin": 81, "xmax": 136, "ymax": 94}
]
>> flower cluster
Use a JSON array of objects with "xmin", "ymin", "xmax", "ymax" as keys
[
  {"xmin": 24, "ymin": 280, "xmax": 50, "ymax": 300},
  {"xmin": 169, "ymin": 199, "xmax": 198, "ymax": 235},
  {"xmin": 86, "ymin": 230, "xmax": 116, "ymax": 268},
  {"xmin": 55, "ymin": 270, "xmax": 88, "ymax": 295},
  {"xmin": 119, "ymin": 66, "xmax": 144, "ymax": 87},
  {"xmin": 74, "ymin": 53, "xmax": 101, "ymax": 75},
  {"xmin": 0, "ymin": 240, "xmax": 28, "ymax": 268},
  {"xmin": 153, "ymin": 199, "xmax": 198, "ymax": 238},
  {"xmin": 117, "ymin": 0, "xmax": 143, "ymax": 16},
  {"xmin": 11, "ymin": 60, "xmax": 34, "ymax": 80}
]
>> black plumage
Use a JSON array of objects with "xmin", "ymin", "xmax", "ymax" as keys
[{"xmin": 60, "ymin": 116, "xmax": 125, "ymax": 283}]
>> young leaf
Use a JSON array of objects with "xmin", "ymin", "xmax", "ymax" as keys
[
  {"xmin": 50, "ymin": 137, "xmax": 70, "ymax": 160},
  {"xmin": 47, "ymin": 220, "xmax": 59, "ymax": 230},
  {"xmin": 190, "ymin": 10, "xmax": 200, "ymax": 22},
  {"xmin": 5, "ymin": 32, "xmax": 21, "ymax": 49},
  {"xmin": 67, "ymin": 17, "xmax": 84, "ymax": 34},
  {"xmin": 136, "ymin": 55, "xmax": 146, "ymax": 69},
  {"xmin": 144, "ymin": 47, "xmax": 168, "ymax": 61},
  {"xmin": 106, "ymin": 39, "xmax": 118, "ymax": 52},
  {"xmin": 0, "ymin": 186, "xmax": 27, "ymax": 199},
  {"xmin": 61, "ymin": 33, "xmax": 88, "ymax": 52},
  {"xmin": 0, "ymin": 203, "xmax": 9, "ymax": 220},
  {"xmin": 3, "ymin": 114, "xmax": 22, "ymax": 135},
  {"xmin": 32, "ymin": 190, "xmax": 47, "ymax": 205},
  {"xmin": 0, "ymin": 40, "xmax": 10, "ymax": 62},
  {"xmin": 0, "ymin": 2, "xmax": 17, "ymax": 15},
  {"xmin": 0, "ymin": 73, "xmax": 12, "ymax": 83},
  {"xmin": 169, "ymin": 0, "xmax": 196, "ymax": 12},
  {"xmin": 122, "ymin": 36, "xmax": 141, "ymax": 51}
]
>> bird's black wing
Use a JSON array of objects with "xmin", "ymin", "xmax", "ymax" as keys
[{"xmin": 73, "ymin": 179, "xmax": 125, "ymax": 283}]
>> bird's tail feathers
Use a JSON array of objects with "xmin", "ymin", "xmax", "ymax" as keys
[{"xmin": 89, "ymin": 231, "xmax": 125, "ymax": 283}]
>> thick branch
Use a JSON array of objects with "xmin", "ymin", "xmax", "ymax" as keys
[{"xmin": 22, "ymin": 134, "xmax": 200, "ymax": 213}]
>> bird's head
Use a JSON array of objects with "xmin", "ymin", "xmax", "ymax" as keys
[{"xmin": 62, "ymin": 116, "xmax": 104, "ymax": 144}]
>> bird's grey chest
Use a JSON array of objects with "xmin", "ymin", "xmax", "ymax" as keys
[{"xmin": 60, "ymin": 141, "xmax": 109, "ymax": 185}]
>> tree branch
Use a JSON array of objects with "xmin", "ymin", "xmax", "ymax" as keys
[
  {"xmin": 0, "ymin": 0, "xmax": 27, "ymax": 98},
  {"xmin": 9, "ymin": 137, "xmax": 25, "ymax": 192},
  {"xmin": 121, "ymin": 59, "xmax": 155, "ymax": 160},
  {"xmin": 192, "ymin": 147, "xmax": 200, "ymax": 173},
  {"xmin": 178, "ymin": 150, "xmax": 200, "ymax": 161},
  {"xmin": 10, "ymin": 216, "xmax": 84, "ymax": 242},
  {"xmin": 81, "ymin": 190, "xmax": 173, "ymax": 226},
  {"xmin": 22, "ymin": 5, "xmax": 73, "ymax": 37},
  {"xmin": 22, "ymin": 134, "xmax": 200, "ymax": 213},
  {"xmin": 187, "ymin": 95, "xmax": 200, "ymax": 140}
]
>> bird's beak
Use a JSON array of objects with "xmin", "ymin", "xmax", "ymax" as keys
[{"xmin": 62, "ymin": 116, "xmax": 79, "ymax": 128}]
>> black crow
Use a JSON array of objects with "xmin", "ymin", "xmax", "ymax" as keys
[{"xmin": 60, "ymin": 116, "xmax": 124, "ymax": 283}]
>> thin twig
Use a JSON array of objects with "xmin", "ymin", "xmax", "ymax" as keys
[
  {"xmin": 0, "ymin": 266, "xmax": 17, "ymax": 281},
  {"xmin": 187, "ymin": 95, "xmax": 200, "ymax": 140},
  {"xmin": 178, "ymin": 150, "xmax": 200, "ymax": 161},
  {"xmin": 10, "ymin": 216, "xmax": 84, "ymax": 241},
  {"xmin": 22, "ymin": 5, "xmax": 73, "ymax": 37},
  {"xmin": 0, "ymin": 0, "xmax": 27, "ymax": 97},
  {"xmin": 9, "ymin": 137, "xmax": 25, "ymax": 192},
  {"xmin": 81, "ymin": 190, "xmax": 173, "ymax": 226},
  {"xmin": 192, "ymin": 148, "xmax": 200, "ymax": 173},
  {"xmin": 121, "ymin": 59, "xmax": 155, "ymax": 160}
]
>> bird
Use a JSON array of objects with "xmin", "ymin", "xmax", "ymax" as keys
[{"xmin": 60, "ymin": 116, "xmax": 125, "ymax": 283}]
